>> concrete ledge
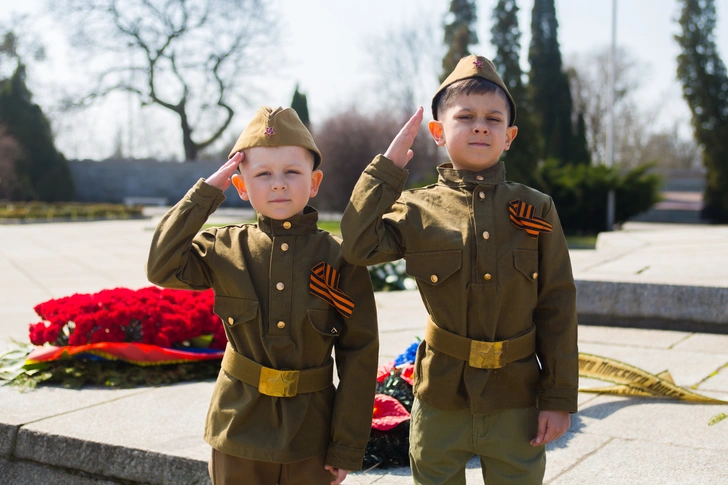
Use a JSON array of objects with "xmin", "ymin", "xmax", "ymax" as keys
[
  {"xmin": 0, "ymin": 458, "xmax": 124, "ymax": 485},
  {"xmin": 576, "ymin": 280, "xmax": 728, "ymax": 330},
  {"xmin": 0, "ymin": 424, "xmax": 17, "ymax": 458},
  {"xmin": 14, "ymin": 431, "xmax": 210, "ymax": 484}
]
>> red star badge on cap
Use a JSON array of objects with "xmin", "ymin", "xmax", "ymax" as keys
[
  {"xmin": 473, "ymin": 59, "xmax": 484, "ymax": 68},
  {"xmin": 264, "ymin": 126, "xmax": 275, "ymax": 137}
]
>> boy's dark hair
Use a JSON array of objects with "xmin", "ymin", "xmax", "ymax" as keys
[{"xmin": 433, "ymin": 78, "xmax": 513, "ymax": 125}]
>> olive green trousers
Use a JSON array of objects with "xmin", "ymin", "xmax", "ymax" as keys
[
  {"xmin": 409, "ymin": 398, "xmax": 546, "ymax": 485},
  {"xmin": 209, "ymin": 448, "xmax": 334, "ymax": 485}
]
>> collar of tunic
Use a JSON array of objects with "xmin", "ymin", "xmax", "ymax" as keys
[
  {"xmin": 436, "ymin": 161, "xmax": 506, "ymax": 188},
  {"xmin": 256, "ymin": 206, "xmax": 320, "ymax": 236}
]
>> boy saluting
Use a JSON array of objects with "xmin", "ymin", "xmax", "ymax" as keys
[
  {"xmin": 341, "ymin": 55, "xmax": 578, "ymax": 484},
  {"xmin": 147, "ymin": 107, "xmax": 379, "ymax": 485}
]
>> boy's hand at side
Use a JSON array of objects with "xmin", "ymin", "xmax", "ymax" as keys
[
  {"xmin": 324, "ymin": 465, "xmax": 348, "ymax": 485},
  {"xmin": 384, "ymin": 106, "xmax": 424, "ymax": 168},
  {"xmin": 530, "ymin": 410, "xmax": 570, "ymax": 446},
  {"xmin": 205, "ymin": 152, "xmax": 243, "ymax": 191}
]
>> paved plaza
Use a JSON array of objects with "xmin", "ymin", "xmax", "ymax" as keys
[{"xmin": 1, "ymin": 213, "xmax": 727, "ymax": 484}]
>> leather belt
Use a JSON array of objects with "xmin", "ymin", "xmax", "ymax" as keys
[
  {"xmin": 425, "ymin": 318, "xmax": 536, "ymax": 369},
  {"xmin": 221, "ymin": 344, "xmax": 333, "ymax": 397}
]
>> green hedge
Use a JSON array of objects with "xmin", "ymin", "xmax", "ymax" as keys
[
  {"xmin": 535, "ymin": 160, "xmax": 662, "ymax": 234},
  {"xmin": 0, "ymin": 202, "xmax": 144, "ymax": 220}
]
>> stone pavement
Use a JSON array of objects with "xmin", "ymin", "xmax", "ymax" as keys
[{"xmin": 1, "ymin": 213, "xmax": 727, "ymax": 484}]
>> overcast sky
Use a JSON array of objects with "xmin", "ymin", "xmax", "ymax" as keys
[{"xmin": 2, "ymin": 0, "xmax": 727, "ymax": 161}]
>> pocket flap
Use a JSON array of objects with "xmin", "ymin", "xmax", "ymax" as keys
[
  {"xmin": 513, "ymin": 249, "xmax": 539, "ymax": 279},
  {"xmin": 308, "ymin": 308, "xmax": 342, "ymax": 337},
  {"xmin": 405, "ymin": 250, "xmax": 462, "ymax": 285},
  {"xmin": 214, "ymin": 296, "xmax": 259, "ymax": 327}
]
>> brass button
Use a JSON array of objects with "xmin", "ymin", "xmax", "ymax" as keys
[
  {"xmin": 276, "ymin": 282, "xmax": 285, "ymax": 291},
  {"xmin": 532, "ymin": 272, "xmax": 538, "ymax": 280},
  {"xmin": 482, "ymin": 231, "xmax": 490, "ymax": 240},
  {"xmin": 430, "ymin": 274, "xmax": 439, "ymax": 283},
  {"xmin": 283, "ymin": 221, "xmax": 292, "ymax": 229},
  {"xmin": 483, "ymin": 273, "xmax": 492, "ymax": 281},
  {"xmin": 479, "ymin": 191, "xmax": 485, "ymax": 199},
  {"xmin": 277, "ymin": 321, "xmax": 286, "ymax": 329},
  {"xmin": 280, "ymin": 243, "xmax": 289, "ymax": 251},
  {"xmin": 227, "ymin": 317, "xmax": 234, "ymax": 325},
  {"xmin": 476, "ymin": 175, "xmax": 484, "ymax": 181}
]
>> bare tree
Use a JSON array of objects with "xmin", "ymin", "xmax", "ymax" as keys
[
  {"xmin": 313, "ymin": 108, "xmax": 441, "ymax": 212},
  {"xmin": 567, "ymin": 47, "xmax": 699, "ymax": 170},
  {"xmin": 567, "ymin": 47, "xmax": 641, "ymax": 165},
  {"xmin": 365, "ymin": 15, "xmax": 441, "ymax": 116},
  {"xmin": 640, "ymin": 126, "xmax": 701, "ymax": 169},
  {"xmin": 52, "ymin": 0, "xmax": 279, "ymax": 161}
]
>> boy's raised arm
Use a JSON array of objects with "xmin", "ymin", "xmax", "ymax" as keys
[
  {"xmin": 145, "ymin": 155, "xmax": 241, "ymax": 290},
  {"xmin": 340, "ymin": 108, "xmax": 423, "ymax": 266}
]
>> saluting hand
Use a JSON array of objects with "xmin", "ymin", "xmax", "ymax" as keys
[
  {"xmin": 205, "ymin": 152, "xmax": 244, "ymax": 191},
  {"xmin": 384, "ymin": 106, "xmax": 424, "ymax": 168}
]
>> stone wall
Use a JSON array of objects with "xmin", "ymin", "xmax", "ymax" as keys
[{"xmin": 68, "ymin": 159, "xmax": 249, "ymax": 207}]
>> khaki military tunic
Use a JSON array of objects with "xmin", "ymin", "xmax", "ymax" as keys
[
  {"xmin": 341, "ymin": 156, "xmax": 578, "ymax": 415},
  {"xmin": 146, "ymin": 179, "xmax": 379, "ymax": 471}
]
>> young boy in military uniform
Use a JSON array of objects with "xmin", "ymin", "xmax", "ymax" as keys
[
  {"xmin": 341, "ymin": 55, "xmax": 578, "ymax": 484},
  {"xmin": 147, "ymin": 107, "xmax": 379, "ymax": 485}
]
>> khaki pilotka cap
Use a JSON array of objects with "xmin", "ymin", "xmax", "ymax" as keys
[
  {"xmin": 432, "ymin": 54, "xmax": 517, "ymax": 126},
  {"xmin": 228, "ymin": 106, "xmax": 323, "ymax": 169}
]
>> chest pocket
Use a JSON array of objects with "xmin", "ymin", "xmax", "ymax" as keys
[
  {"xmin": 308, "ymin": 309, "xmax": 343, "ymax": 337},
  {"xmin": 405, "ymin": 250, "xmax": 462, "ymax": 286},
  {"xmin": 214, "ymin": 296, "xmax": 259, "ymax": 328},
  {"xmin": 513, "ymin": 249, "xmax": 539, "ymax": 281}
]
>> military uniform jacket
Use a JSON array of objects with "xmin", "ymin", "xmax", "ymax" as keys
[
  {"xmin": 341, "ymin": 156, "xmax": 578, "ymax": 415},
  {"xmin": 146, "ymin": 180, "xmax": 379, "ymax": 471}
]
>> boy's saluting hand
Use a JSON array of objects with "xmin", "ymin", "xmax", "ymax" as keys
[
  {"xmin": 384, "ymin": 106, "xmax": 424, "ymax": 168},
  {"xmin": 205, "ymin": 151, "xmax": 243, "ymax": 191}
]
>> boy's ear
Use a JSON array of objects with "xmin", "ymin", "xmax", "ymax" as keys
[
  {"xmin": 428, "ymin": 120, "xmax": 445, "ymax": 146},
  {"xmin": 231, "ymin": 173, "xmax": 249, "ymax": 201},
  {"xmin": 504, "ymin": 125, "xmax": 518, "ymax": 151},
  {"xmin": 309, "ymin": 170, "xmax": 324, "ymax": 198}
]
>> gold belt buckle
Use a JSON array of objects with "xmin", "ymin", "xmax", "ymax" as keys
[
  {"xmin": 258, "ymin": 367, "xmax": 300, "ymax": 397},
  {"xmin": 469, "ymin": 340, "xmax": 507, "ymax": 369}
]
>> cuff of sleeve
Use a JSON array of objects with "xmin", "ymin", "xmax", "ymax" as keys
[
  {"xmin": 325, "ymin": 442, "xmax": 365, "ymax": 472},
  {"xmin": 537, "ymin": 388, "xmax": 578, "ymax": 414},
  {"xmin": 365, "ymin": 155, "xmax": 409, "ymax": 191},
  {"xmin": 188, "ymin": 178, "xmax": 226, "ymax": 211}
]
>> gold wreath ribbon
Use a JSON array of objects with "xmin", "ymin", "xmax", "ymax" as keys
[
  {"xmin": 578, "ymin": 353, "xmax": 728, "ymax": 404},
  {"xmin": 309, "ymin": 261, "xmax": 354, "ymax": 318},
  {"xmin": 508, "ymin": 199, "xmax": 553, "ymax": 238}
]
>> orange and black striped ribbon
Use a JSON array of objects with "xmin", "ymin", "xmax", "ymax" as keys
[
  {"xmin": 508, "ymin": 199, "xmax": 553, "ymax": 239},
  {"xmin": 309, "ymin": 262, "xmax": 355, "ymax": 318}
]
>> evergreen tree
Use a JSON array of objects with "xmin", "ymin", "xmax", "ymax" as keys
[
  {"xmin": 675, "ymin": 0, "xmax": 728, "ymax": 222},
  {"xmin": 528, "ymin": 0, "xmax": 588, "ymax": 166},
  {"xmin": 441, "ymin": 0, "xmax": 478, "ymax": 82},
  {"xmin": 571, "ymin": 110, "xmax": 591, "ymax": 166},
  {"xmin": 490, "ymin": 0, "xmax": 542, "ymax": 185},
  {"xmin": 0, "ymin": 33, "xmax": 73, "ymax": 202},
  {"xmin": 290, "ymin": 84, "xmax": 310, "ymax": 128}
]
